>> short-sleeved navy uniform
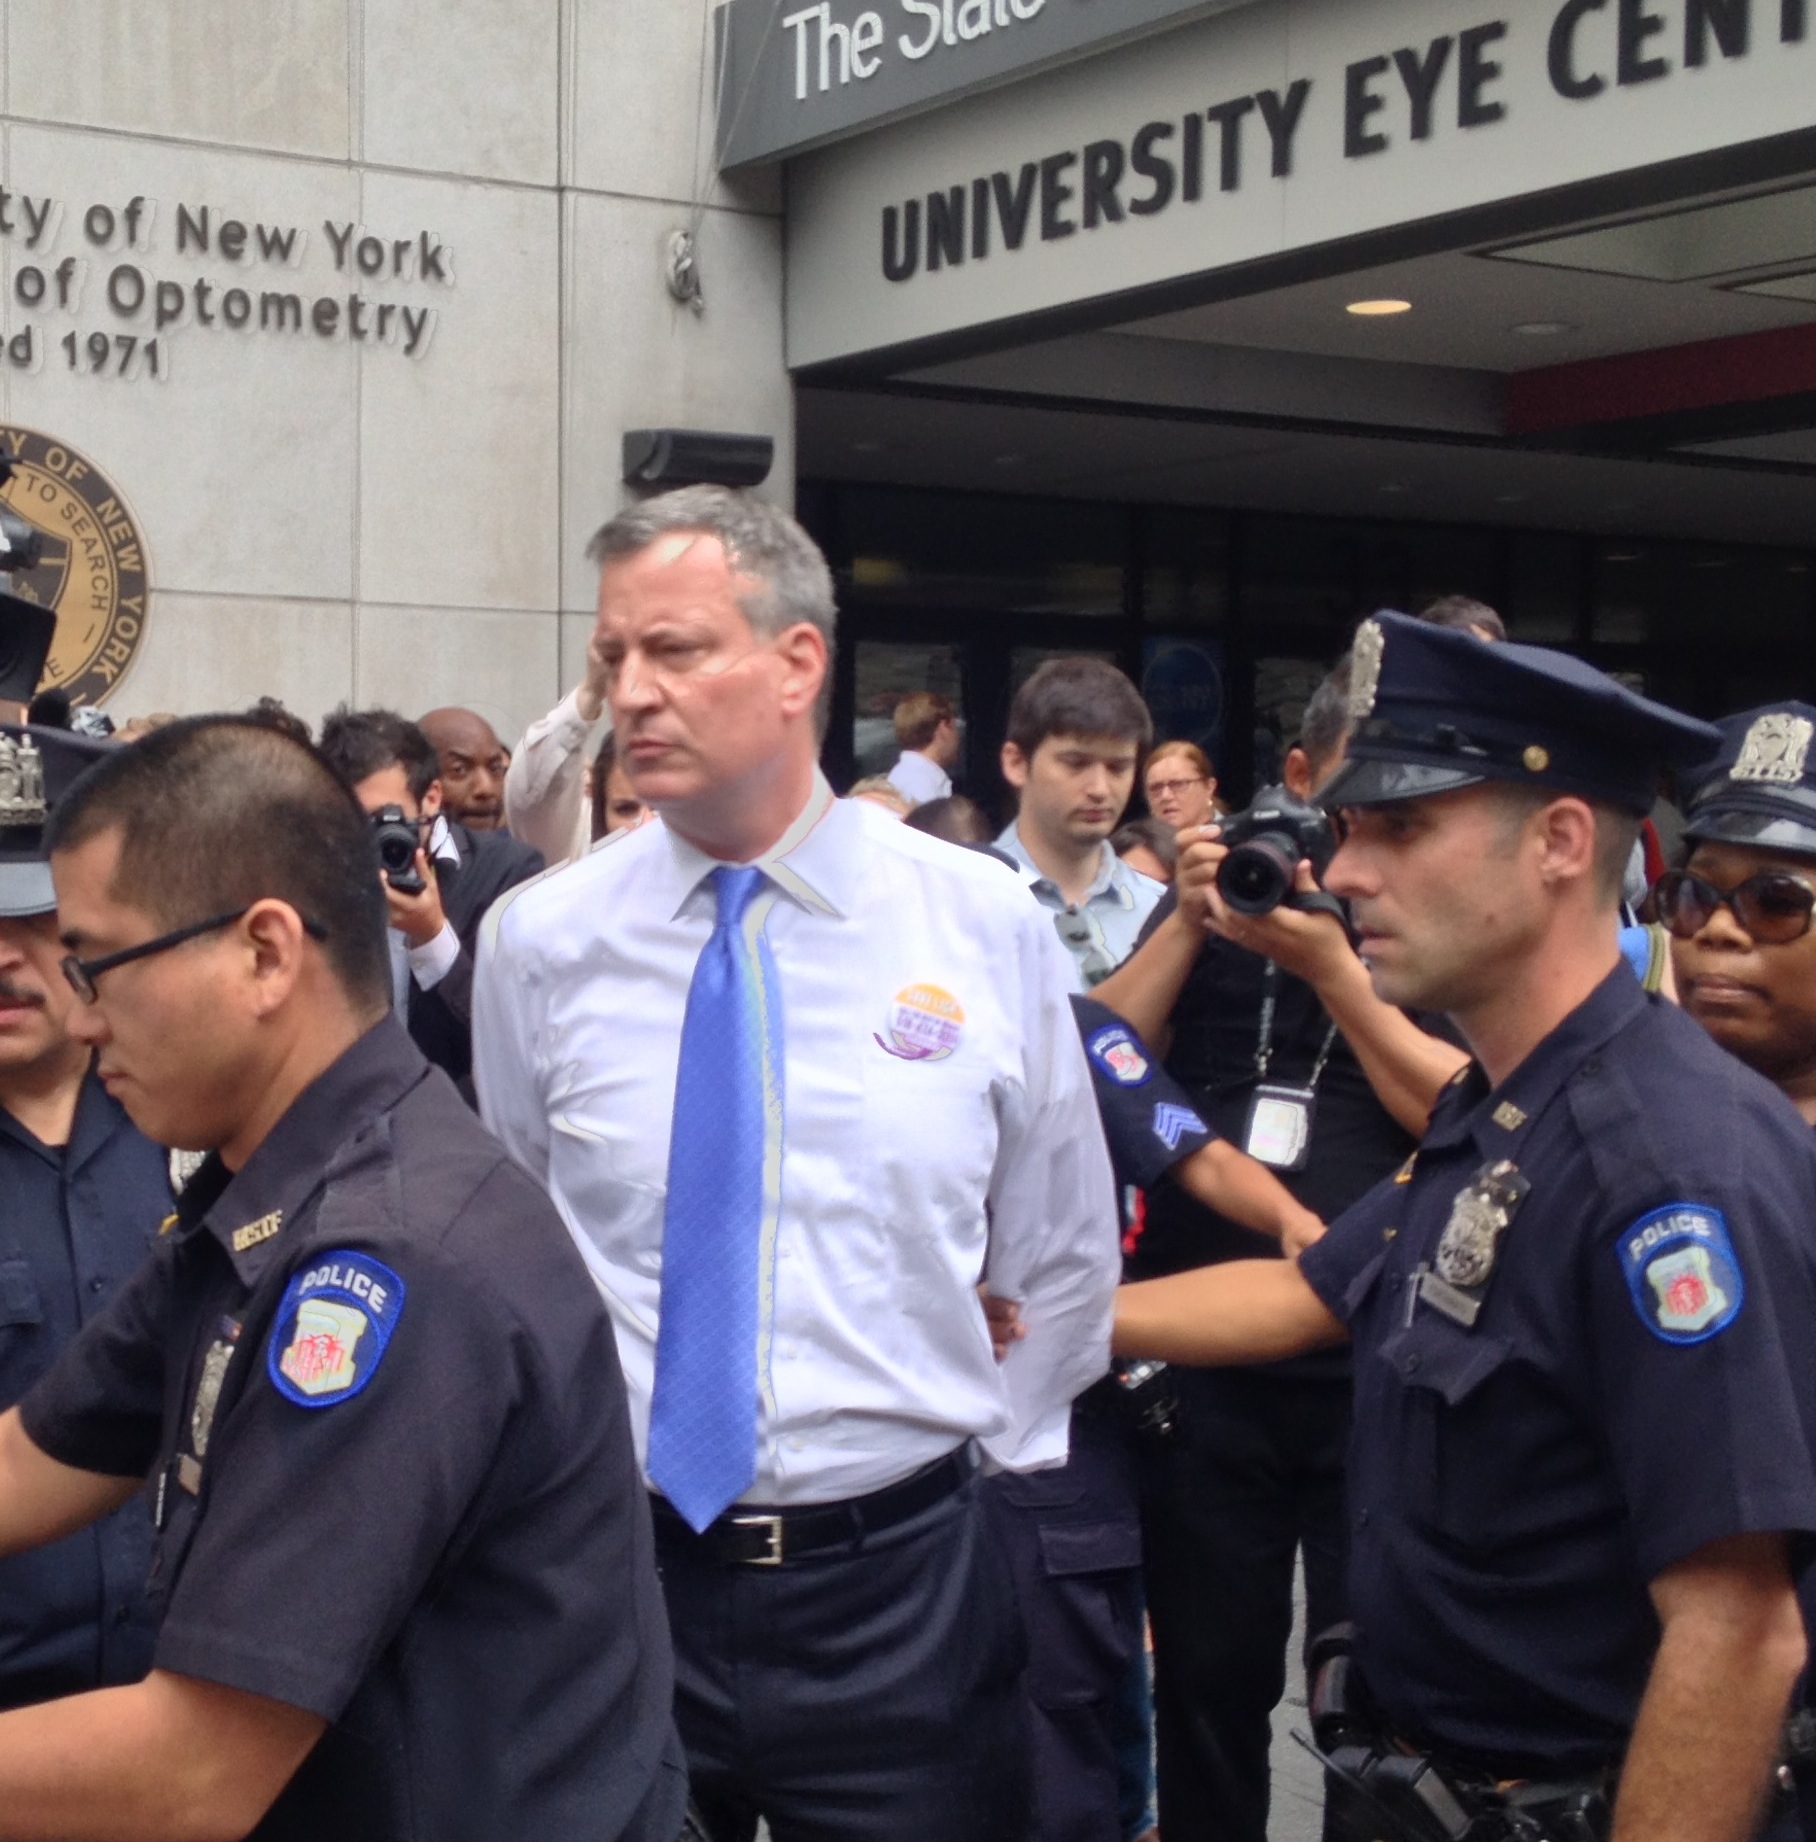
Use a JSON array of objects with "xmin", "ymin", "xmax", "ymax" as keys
[
  {"xmin": 21, "ymin": 1018, "xmax": 684, "ymax": 1841},
  {"xmin": 0, "ymin": 1070, "xmax": 168, "ymax": 1707},
  {"xmin": 1299, "ymin": 966, "xmax": 1816, "ymax": 1774},
  {"xmin": 1072, "ymin": 995, "xmax": 1215, "ymax": 1193}
]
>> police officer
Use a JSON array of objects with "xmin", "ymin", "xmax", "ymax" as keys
[
  {"xmin": 986, "ymin": 995, "xmax": 1325, "ymax": 1842},
  {"xmin": 1114, "ymin": 614, "xmax": 1816, "ymax": 1842},
  {"xmin": 0, "ymin": 722, "xmax": 168, "ymax": 1709},
  {"xmin": 1663, "ymin": 703, "xmax": 1816, "ymax": 1127},
  {"xmin": 0, "ymin": 716, "xmax": 682, "ymax": 1840},
  {"xmin": 1093, "ymin": 666, "xmax": 1466, "ymax": 1842}
]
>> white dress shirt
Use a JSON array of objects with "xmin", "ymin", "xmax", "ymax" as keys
[
  {"xmin": 501, "ymin": 684, "xmax": 606, "ymax": 867},
  {"xmin": 997, "ymin": 824, "xmax": 1164, "ymax": 993},
  {"xmin": 886, "ymin": 749, "xmax": 952, "ymax": 808},
  {"xmin": 474, "ymin": 775, "xmax": 1119, "ymax": 1506}
]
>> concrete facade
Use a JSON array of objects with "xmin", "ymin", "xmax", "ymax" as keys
[{"xmin": 1, "ymin": 0, "xmax": 792, "ymax": 742}]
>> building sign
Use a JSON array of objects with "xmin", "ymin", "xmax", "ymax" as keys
[
  {"xmin": 0, "ymin": 195, "xmax": 453, "ymax": 383},
  {"xmin": 0, "ymin": 430, "xmax": 148, "ymax": 707},
  {"xmin": 787, "ymin": 0, "xmax": 1816, "ymax": 368},
  {"xmin": 716, "ymin": 0, "xmax": 1259, "ymax": 167}
]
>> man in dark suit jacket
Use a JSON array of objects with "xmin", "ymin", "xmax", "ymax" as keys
[{"xmin": 318, "ymin": 708, "xmax": 543, "ymax": 1097}]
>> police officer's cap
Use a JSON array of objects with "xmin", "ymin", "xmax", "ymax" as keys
[
  {"xmin": 1318, "ymin": 611, "xmax": 1719, "ymax": 815},
  {"xmin": 0, "ymin": 723, "xmax": 113, "ymax": 917},
  {"xmin": 1680, "ymin": 703, "xmax": 1816, "ymax": 860}
]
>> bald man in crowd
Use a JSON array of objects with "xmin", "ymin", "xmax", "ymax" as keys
[{"xmin": 419, "ymin": 708, "xmax": 510, "ymax": 832}]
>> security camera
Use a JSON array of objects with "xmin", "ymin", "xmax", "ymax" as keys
[{"xmin": 621, "ymin": 429, "xmax": 775, "ymax": 490}]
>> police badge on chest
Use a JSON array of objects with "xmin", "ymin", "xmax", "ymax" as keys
[{"xmin": 1417, "ymin": 1159, "xmax": 1530, "ymax": 1328}]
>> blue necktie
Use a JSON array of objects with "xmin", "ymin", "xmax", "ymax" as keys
[{"xmin": 647, "ymin": 865, "xmax": 784, "ymax": 1532}]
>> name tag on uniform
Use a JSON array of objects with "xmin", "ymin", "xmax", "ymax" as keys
[{"xmin": 1243, "ymin": 1085, "xmax": 1315, "ymax": 1172}]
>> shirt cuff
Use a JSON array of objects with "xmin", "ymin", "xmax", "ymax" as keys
[{"xmin": 408, "ymin": 922, "xmax": 461, "ymax": 989}]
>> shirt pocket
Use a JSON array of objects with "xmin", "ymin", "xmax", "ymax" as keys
[
  {"xmin": 1377, "ymin": 1317, "xmax": 1524, "ymax": 1553},
  {"xmin": 0, "ymin": 1257, "xmax": 44, "ymax": 1332}
]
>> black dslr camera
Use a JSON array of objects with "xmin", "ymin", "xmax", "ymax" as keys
[
  {"xmin": 1215, "ymin": 785, "xmax": 1339, "ymax": 917},
  {"xmin": 371, "ymin": 805, "xmax": 427, "ymax": 896}
]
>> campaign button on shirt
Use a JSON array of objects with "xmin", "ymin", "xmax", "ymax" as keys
[{"xmin": 268, "ymin": 1252, "xmax": 405, "ymax": 1406}]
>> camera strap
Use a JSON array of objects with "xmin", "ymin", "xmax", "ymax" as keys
[{"xmin": 1246, "ymin": 964, "xmax": 1339, "ymax": 1172}]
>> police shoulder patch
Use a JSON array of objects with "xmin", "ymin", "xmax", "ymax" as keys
[
  {"xmin": 1617, "ymin": 1205, "xmax": 1744, "ymax": 1345},
  {"xmin": 267, "ymin": 1250, "xmax": 406, "ymax": 1408},
  {"xmin": 1086, "ymin": 1023, "xmax": 1151, "ymax": 1087}
]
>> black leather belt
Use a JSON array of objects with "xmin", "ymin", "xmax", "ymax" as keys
[{"xmin": 649, "ymin": 1449, "xmax": 971, "ymax": 1566}]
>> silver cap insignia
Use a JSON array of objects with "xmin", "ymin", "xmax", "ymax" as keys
[
  {"xmin": 1347, "ymin": 619, "xmax": 1385, "ymax": 722},
  {"xmin": 1730, "ymin": 712, "xmax": 1814, "ymax": 787},
  {"xmin": 0, "ymin": 734, "xmax": 46, "ymax": 827}
]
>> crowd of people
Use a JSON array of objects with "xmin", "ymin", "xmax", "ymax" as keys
[{"xmin": 0, "ymin": 488, "xmax": 1814, "ymax": 1842}]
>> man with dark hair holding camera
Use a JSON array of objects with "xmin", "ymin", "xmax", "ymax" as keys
[
  {"xmin": 1093, "ymin": 657, "xmax": 1466, "ymax": 1842},
  {"xmin": 317, "ymin": 707, "xmax": 541, "ymax": 1097}
]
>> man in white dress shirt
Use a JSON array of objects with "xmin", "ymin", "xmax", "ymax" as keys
[
  {"xmin": 885, "ymin": 692, "xmax": 958, "ymax": 808},
  {"xmin": 474, "ymin": 487, "xmax": 1119, "ymax": 1842}
]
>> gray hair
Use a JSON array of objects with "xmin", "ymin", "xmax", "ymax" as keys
[{"xmin": 587, "ymin": 486, "xmax": 836, "ymax": 647}]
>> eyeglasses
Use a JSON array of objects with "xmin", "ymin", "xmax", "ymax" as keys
[
  {"xmin": 1052, "ymin": 907, "xmax": 1118, "ymax": 987},
  {"xmin": 1147, "ymin": 777, "xmax": 1208, "ymax": 799},
  {"xmin": 60, "ymin": 907, "xmax": 329, "ymax": 1004},
  {"xmin": 1653, "ymin": 868, "xmax": 1816, "ymax": 945}
]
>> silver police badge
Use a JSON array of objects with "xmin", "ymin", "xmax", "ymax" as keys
[
  {"xmin": 1348, "ymin": 619, "xmax": 1385, "ymax": 721},
  {"xmin": 189, "ymin": 1322, "xmax": 241, "ymax": 1460},
  {"xmin": 1434, "ymin": 1159, "xmax": 1530, "ymax": 1290},
  {"xmin": 1729, "ymin": 712, "xmax": 1813, "ymax": 786}
]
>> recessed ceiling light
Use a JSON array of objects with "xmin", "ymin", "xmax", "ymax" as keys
[
  {"xmin": 1512, "ymin": 320, "xmax": 1578, "ymax": 337},
  {"xmin": 1348, "ymin": 299, "xmax": 1412, "ymax": 317}
]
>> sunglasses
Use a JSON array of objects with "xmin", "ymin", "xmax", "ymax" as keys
[
  {"xmin": 1653, "ymin": 868, "xmax": 1816, "ymax": 945},
  {"xmin": 1052, "ymin": 908, "xmax": 1118, "ymax": 987},
  {"xmin": 61, "ymin": 907, "xmax": 330, "ymax": 1004}
]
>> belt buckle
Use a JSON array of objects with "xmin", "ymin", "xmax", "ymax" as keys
[{"xmin": 731, "ymin": 1512, "xmax": 785, "ymax": 1566}]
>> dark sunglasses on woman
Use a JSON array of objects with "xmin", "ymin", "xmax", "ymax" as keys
[{"xmin": 1652, "ymin": 867, "xmax": 1816, "ymax": 945}]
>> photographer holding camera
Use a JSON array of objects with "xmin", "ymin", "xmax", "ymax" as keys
[
  {"xmin": 1093, "ymin": 659, "xmax": 1467, "ymax": 1842},
  {"xmin": 318, "ymin": 709, "xmax": 542, "ymax": 1099}
]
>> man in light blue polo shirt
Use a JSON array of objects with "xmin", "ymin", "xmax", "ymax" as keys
[{"xmin": 999, "ymin": 657, "xmax": 1164, "ymax": 991}]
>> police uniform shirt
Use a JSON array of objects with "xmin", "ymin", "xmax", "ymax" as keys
[
  {"xmin": 0, "ymin": 1069, "xmax": 167, "ymax": 1708},
  {"xmin": 19, "ymin": 1019, "xmax": 681, "ymax": 1842},
  {"xmin": 475, "ymin": 776, "xmax": 1121, "ymax": 1502},
  {"xmin": 1071, "ymin": 995, "xmax": 1214, "ymax": 1193},
  {"xmin": 1297, "ymin": 966, "xmax": 1816, "ymax": 1774}
]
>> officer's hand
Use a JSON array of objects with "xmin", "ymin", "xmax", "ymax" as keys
[
  {"xmin": 1202, "ymin": 860, "xmax": 1353, "ymax": 988},
  {"xmin": 383, "ymin": 851, "xmax": 449, "ymax": 949},
  {"xmin": 1280, "ymin": 1208, "xmax": 1327, "ymax": 1259},
  {"xmin": 979, "ymin": 1288, "xmax": 1026, "ymax": 1362}
]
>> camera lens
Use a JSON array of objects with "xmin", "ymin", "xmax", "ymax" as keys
[
  {"xmin": 376, "ymin": 829, "xmax": 416, "ymax": 873},
  {"xmin": 1218, "ymin": 834, "xmax": 1298, "ymax": 916}
]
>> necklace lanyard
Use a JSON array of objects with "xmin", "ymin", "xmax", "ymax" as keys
[{"xmin": 1254, "ymin": 961, "xmax": 1340, "ymax": 1090}]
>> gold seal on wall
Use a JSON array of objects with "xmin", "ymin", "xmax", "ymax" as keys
[{"xmin": 0, "ymin": 428, "xmax": 149, "ymax": 708}]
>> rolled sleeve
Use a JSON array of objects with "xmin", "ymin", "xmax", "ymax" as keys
[
  {"xmin": 502, "ymin": 687, "xmax": 602, "ymax": 867},
  {"xmin": 981, "ymin": 904, "xmax": 1122, "ymax": 1471}
]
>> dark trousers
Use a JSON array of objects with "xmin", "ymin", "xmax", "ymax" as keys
[
  {"xmin": 656, "ymin": 1472, "xmax": 1029, "ymax": 1842},
  {"xmin": 1136, "ymin": 1366, "xmax": 1351, "ymax": 1842},
  {"xmin": 983, "ymin": 1406, "xmax": 1145, "ymax": 1842}
]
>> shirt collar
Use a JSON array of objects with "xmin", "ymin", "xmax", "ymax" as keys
[
  {"xmin": 1422, "ymin": 960, "xmax": 1647, "ymax": 1160},
  {"xmin": 658, "ymin": 770, "xmax": 852, "ymax": 921},
  {"xmin": 997, "ymin": 824, "xmax": 1131, "ymax": 910},
  {"xmin": 0, "ymin": 1062, "xmax": 128, "ymax": 1172},
  {"xmin": 173, "ymin": 1015, "xmax": 432, "ymax": 1286},
  {"xmin": 429, "ymin": 815, "xmax": 460, "ymax": 866}
]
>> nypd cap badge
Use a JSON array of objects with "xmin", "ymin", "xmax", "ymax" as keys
[
  {"xmin": 1086, "ymin": 1022, "xmax": 1152, "ymax": 1088},
  {"xmin": 267, "ymin": 1250, "xmax": 406, "ymax": 1408},
  {"xmin": 1617, "ymin": 1204, "xmax": 1744, "ymax": 1345}
]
